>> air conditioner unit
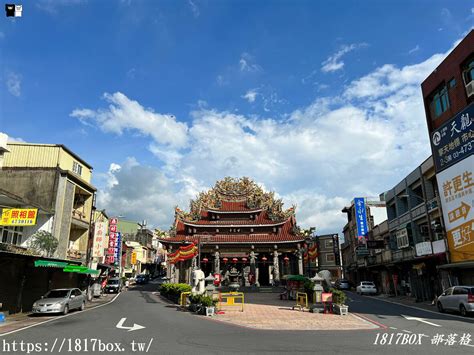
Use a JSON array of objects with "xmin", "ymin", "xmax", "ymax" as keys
[{"xmin": 466, "ymin": 80, "xmax": 474, "ymax": 98}]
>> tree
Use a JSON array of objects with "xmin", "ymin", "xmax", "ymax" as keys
[{"xmin": 30, "ymin": 231, "xmax": 59, "ymax": 257}]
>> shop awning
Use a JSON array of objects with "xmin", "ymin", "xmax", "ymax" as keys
[
  {"xmin": 34, "ymin": 260, "xmax": 69, "ymax": 268},
  {"xmin": 34, "ymin": 259, "xmax": 99, "ymax": 274},
  {"xmin": 437, "ymin": 261, "xmax": 474, "ymax": 270}
]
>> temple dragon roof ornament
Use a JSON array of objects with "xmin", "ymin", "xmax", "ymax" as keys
[{"xmin": 174, "ymin": 177, "xmax": 296, "ymax": 223}]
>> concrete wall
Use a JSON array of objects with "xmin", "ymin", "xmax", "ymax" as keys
[{"xmin": 0, "ymin": 168, "xmax": 59, "ymax": 211}]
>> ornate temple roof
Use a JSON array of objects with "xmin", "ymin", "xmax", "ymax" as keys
[{"xmin": 174, "ymin": 177, "xmax": 296, "ymax": 223}]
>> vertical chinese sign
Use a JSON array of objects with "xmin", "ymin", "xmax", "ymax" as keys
[
  {"xmin": 354, "ymin": 197, "xmax": 368, "ymax": 245},
  {"xmin": 92, "ymin": 221, "xmax": 106, "ymax": 259},
  {"xmin": 107, "ymin": 218, "xmax": 118, "ymax": 265}
]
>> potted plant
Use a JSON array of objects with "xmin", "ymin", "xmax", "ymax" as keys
[
  {"xmin": 200, "ymin": 295, "xmax": 217, "ymax": 316},
  {"xmin": 330, "ymin": 288, "xmax": 348, "ymax": 315}
]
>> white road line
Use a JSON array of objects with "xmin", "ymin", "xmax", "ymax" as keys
[
  {"xmin": 363, "ymin": 294, "xmax": 473, "ymax": 321},
  {"xmin": 402, "ymin": 315, "xmax": 442, "ymax": 327},
  {"xmin": 389, "ymin": 327, "xmax": 397, "ymax": 330},
  {"xmin": 0, "ymin": 293, "xmax": 121, "ymax": 337},
  {"xmin": 403, "ymin": 329, "xmax": 412, "ymax": 333}
]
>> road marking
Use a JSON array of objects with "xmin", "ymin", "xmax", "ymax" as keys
[
  {"xmin": 403, "ymin": 329, "xmax": 412, "ymax": 333},
  {"xmin": 0, "ymin": 293, "xmax": 122, "ymax": 337},
  {"xmin": 362, "ymin": 293, "xmax": 474, "ymax": 322},
  {"xmin": 389, "ymin": 327, "xmax": 397, "ymax": 330},
  {"xmin": 116, "ymin": 317, "xmax": 145, "ymax": 332},
  {"xmin": 401, "ymin": 315, "xmax": 441, "ymax": 327}
]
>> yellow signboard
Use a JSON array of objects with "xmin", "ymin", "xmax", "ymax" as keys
[
  {"xmin": 131, "ymin": 252, "xmax": 137, "ymax": 265},
  {"xmin": 1, "ymin": 208, "xmax": 38, "ymax": 226},
  {"xmin": 437, "ymin": 155, "xmax": 474, "ymax": 262}
]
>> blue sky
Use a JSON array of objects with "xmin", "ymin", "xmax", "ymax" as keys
[{"xmin": 1, "ymin": 0, "xmax": 473, "ymax": 233}]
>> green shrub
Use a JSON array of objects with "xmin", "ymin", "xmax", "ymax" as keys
[
  {"xmin": 329, "ymin": 288, "xmax": 347, "ymax": 305},
  {"xmin": 159, "ymin": 283, "xmax": 192, "ymax": 297}
]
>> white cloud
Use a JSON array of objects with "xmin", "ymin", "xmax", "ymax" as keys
[
  {"xmin": 242, "ymin": 89, "xmax": 258, "ymax": 103},
  {"xmin": 6, "ymin": 71, "xmax": 21, "ymax": 97},
  {"xmin": 239, "ymin": 52, "xmax": 262, "ymax": 73},
  {"xmin": 408, "ymin": 45, "xmax": 420, "ymax": 54},
  {"xmin": 321, "ymin": 43, "xmax": 367, "ymax": 73},
  {"xmin": 7, "ymin": 136, "xmax": 25, "ymax": 143},
  {"xmin": 90, "ymin": 39, "xmax": 459, "ymax": 234},
  {"xmin": 188, "ymin": 0, "xmax": 200, "ymax": 18},
  {"xmin": 71, "ymin": 92, "xmax": 188, "ymax": 148}
]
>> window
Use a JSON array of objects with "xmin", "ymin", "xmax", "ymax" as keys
[
  {"xmin": 0, "ymin": 226, "xmax": 23, "ymax": 245},
  {"xmin": 326, "ymin": 254, "xmax": 335, "ymax": 262},
  {"xmin": 448, "ymin": 78, "xmax": 456, "ymax": 88},
  {"xmin": 429, "ymin": 85, "xmax": 450, "ymax": 119},
  {"xmin": 325, "ymin": 240, "xmax": 333, "ymax": 249},
  {"xmin": 396, "ymin": 229, "xmax": 409, "ymax": 249},
  {"xmin": 463, "ymin": 58, "xmax": 474, "ymax": 84},
  {"xmin": 72, "ymin": 161, "xmax": 82, "ymax": 176},
  {"xmin": 453, "ymin": 287, "xmax": 468, "ymax": 295}
]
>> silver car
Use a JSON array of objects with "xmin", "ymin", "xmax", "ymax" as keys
[
  {"xmin": 437, "ymin": 286, "xmax": 474, "ymax": 317},
  {"xmin": 32, "ymin": 288, "xmax": 86, "ymax": 315}
]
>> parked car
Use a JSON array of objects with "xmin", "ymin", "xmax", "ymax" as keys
[
  {"xmin": 437, "ymin": 286, "xmax": 474, "ymax": 317},
  {"xmin": 335, "ymin": 279, "xmax": 351, "ymax": 290},
  {"xmin": 356, "ymin": 281, "xmax": 377, "ymax": 295},
  {"xmin": 135, "ymin": 274, "xmax": 149, "ymax": 285},
  {"xmin": 104, "ymin": 278, "xmax": 122, "ymax": 293},
  {"xmin": 32, "ymin": 288, "xmax": 85, "ymax": 315}
]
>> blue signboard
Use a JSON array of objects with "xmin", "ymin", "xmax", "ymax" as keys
[
  {"xmin": 430, "ymin": 102, "xmax": 473, "ymax": 173},
  {"xmin": 114, "ymin": 232, "xmax": 121, "ymax": 265},
  {"xmin": 354, "ymin": 198, "xmax": 368, "ymax": 240}
]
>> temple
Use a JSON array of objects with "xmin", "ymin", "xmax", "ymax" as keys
[{"xmin": 160, "ymin": 177, "xmax": 309, "ymax": 287}]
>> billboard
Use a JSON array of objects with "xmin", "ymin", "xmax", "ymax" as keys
[
  {"xmin": 431, "ymin": 103, "xmax": 473, "ymax": 173},
  {"xmin": 354, "ymin": 197, "xmax": 368, "ymax": 242},
  {"xmin": 1, "ymin": 208, "xmax": 38, "ymax": 226},
  {"xmin": 437, "ymin": 155, "xmax": 474, "ymax": 262}
]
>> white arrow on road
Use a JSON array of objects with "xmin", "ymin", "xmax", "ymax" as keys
[
  {"xmin": 401, "ymin": 315, "xmax": 441, "ymax": 327},
  {"xmin": 116, "ymin": 318, "xmax": 146, "ymax": 332}
]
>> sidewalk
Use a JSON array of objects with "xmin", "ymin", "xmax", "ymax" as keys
[
  {"xmin": 0, "ymin": 293, "xmax": 117, "ymax": 335},
  {"xmin": 211, "ymin": 293, "xmax": 380, "ymax": 331}
]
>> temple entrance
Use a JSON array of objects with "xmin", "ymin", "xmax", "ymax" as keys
[{"xmin": 259, "ymin": 264, "xmax": 270, "ymax": 286}]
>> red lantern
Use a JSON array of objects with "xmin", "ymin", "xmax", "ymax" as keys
[
  {"xmin": 232, "ymin": 257, "xmax": 238, "ymax": 263},
  {"xmin": 261, "ymin": 256, "xmax": 267, "ymax": 264},
  {"xmin": 202, "ymin": 257, "xmax": 208, "ymax": 263},
  {"xmin": 223, "ymin": 257, "xmax": 228, "ymax": 264},
  {"xmin": 283, "ymin": 256, "xmax": 289, "ymax": 264},
  {"xmin": 242, "ymin": 257, "xmax": 248, "ymax": 263}
]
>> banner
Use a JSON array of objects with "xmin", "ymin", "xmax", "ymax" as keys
[
  {"xmin": 1, "ymin": 208, "xmax": 38, "ymax": 226},
  {"xmin": 168, "ymin": 243, "xmax": 198, "ymax": 264},
  {"xmin": 437, "ymin": 155, "xmax": 474, "ymax": 262}
]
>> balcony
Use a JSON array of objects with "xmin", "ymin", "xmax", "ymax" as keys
[{"xmin": 426, "ymin": 197, "xmax": 440, "ymax": 213}]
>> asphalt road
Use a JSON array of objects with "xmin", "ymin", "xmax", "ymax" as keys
[{"xmin": 1, "ymin": 283, "xmax": 473, "ymax": 354}]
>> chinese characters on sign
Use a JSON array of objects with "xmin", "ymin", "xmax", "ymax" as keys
[
  {"xmin": 354, "ymin": 197, "xmax": 368, "ymax": 244},
  {"xmin": 1, "ymin": 208, "xmax": 38, "ymax": 226},
  {"xmin": 431, "ymin": 103, "xmax": 473, "ymax": 172},
  {"xmin": 106, "ymin": 218, "xmax": 119, "ymax": 264},
  {"xmin": 437, "ymin": 155, "xmax": 474, "ymax": 262},
  {"xmin": 92, "ymin": 221, "xmax": 107, "ymax": 258},
  {"xmin": 332, "ymin": 234, "xmax": 341, "ymax": 266}
]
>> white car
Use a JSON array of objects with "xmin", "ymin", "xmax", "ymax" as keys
[
  {"xmin": 437, "ymin": 286, "xmax": 474, "ymax": 317},
  {"xmin": 356, "ymin": 281, "xmax": 377, "ymax": 295}
]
